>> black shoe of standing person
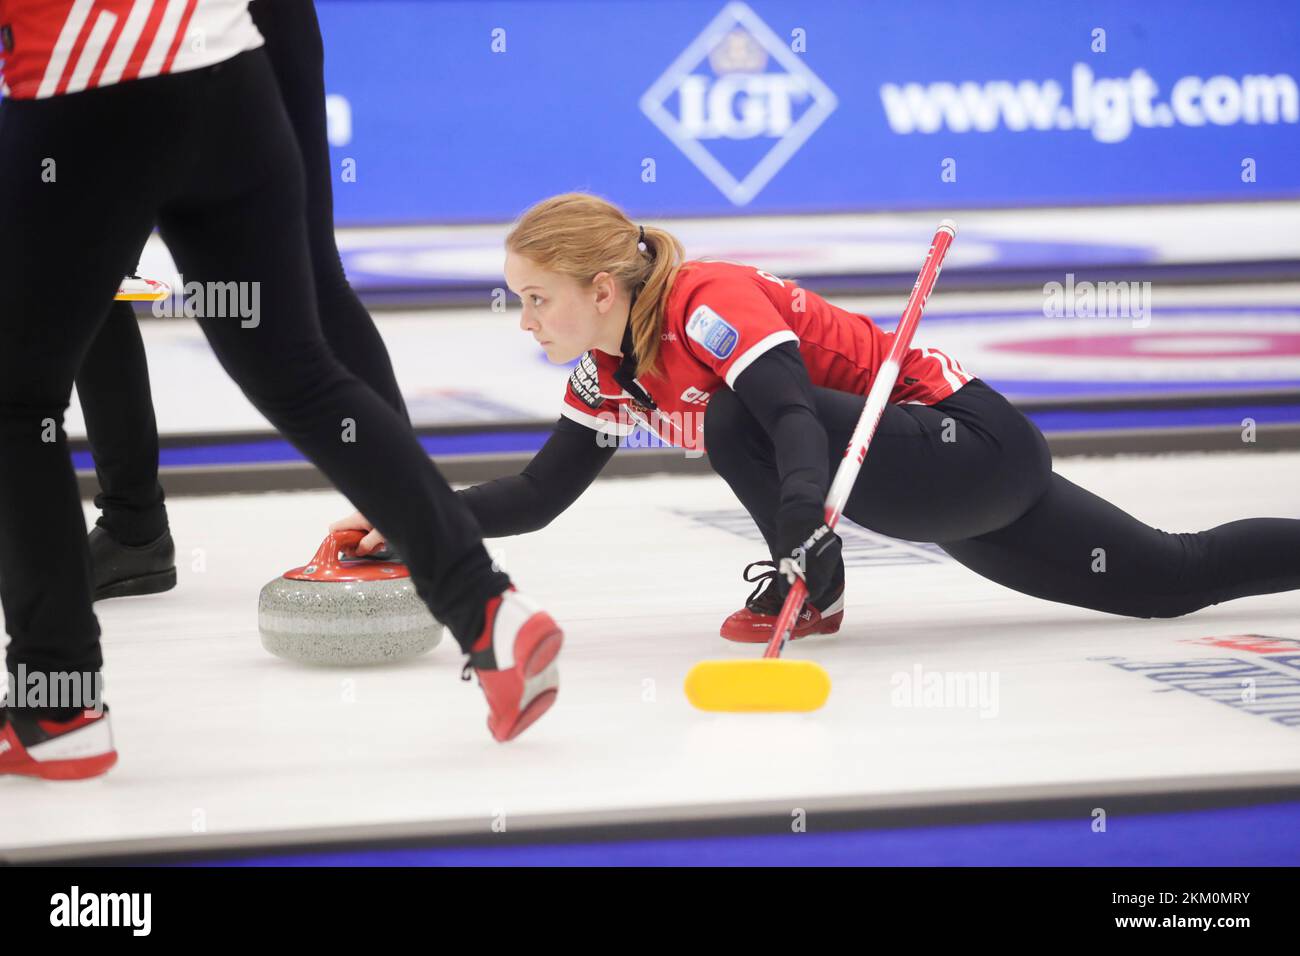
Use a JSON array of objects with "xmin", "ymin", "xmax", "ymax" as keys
[{"xmin": 88, "ymin": 525, "xmax": 177, "ymax": 601}]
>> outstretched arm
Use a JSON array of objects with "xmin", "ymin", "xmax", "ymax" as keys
[
  {"xmin": 331, "ymin": 417, "xmax": 615, "ymax": 551},
  {"xmin": 457, "ymin": 415, "xmax": 617, "ymax": 536}
]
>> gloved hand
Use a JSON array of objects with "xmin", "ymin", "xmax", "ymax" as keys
[{"xmin": 774, "ymin": 509, "xmax": 844, "ymax": 607}]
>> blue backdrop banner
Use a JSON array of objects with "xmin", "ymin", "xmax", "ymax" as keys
[{"xmin": 317, "ymin": 0, "xmax": 1298, "ymax": 222}]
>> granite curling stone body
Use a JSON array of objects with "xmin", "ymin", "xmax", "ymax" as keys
[{"xmin": 258, "ymin": 530, "xmax": 444, "ymax": 665}]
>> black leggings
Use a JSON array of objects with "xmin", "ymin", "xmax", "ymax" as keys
[
  {"xmin": 77, "ymin": 0, "xmax": 406, "ymax": 547},
  {"xmin": 705, "ymin": 378, "xmax": 1300, "ymax": 618},
  {"xmin": 0, "ymin": 49, "xmax": 506, "ymax": 687},
  {"xmin": 77, "ymin": 301, "xmax": 167, "ymax": 545}
]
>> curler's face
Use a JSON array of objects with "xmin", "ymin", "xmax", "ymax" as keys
[{"xmin": 504, "ymin": 251, "xmax": 622, "ymax": 364}]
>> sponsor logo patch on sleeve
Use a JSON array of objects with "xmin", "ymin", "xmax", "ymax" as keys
[
  {"xmin": 685, "ymin": 305, "xmax": 739, "ymax": 361},
  {"xmin": 568, "ymin": 352, "xmax": 604, "ymax": 408}
]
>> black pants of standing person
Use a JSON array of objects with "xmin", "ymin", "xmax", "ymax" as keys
[
  {"xmin": 705, "ymin": 377, "xmax": 1300, "ymax": 619},
  {"xmin": 76, "ymin": 0, "xmax": 406, "ymax": 548},
  {"xmin": 0, "ymin": 49, "xmax": 507, "ymax": 708}
]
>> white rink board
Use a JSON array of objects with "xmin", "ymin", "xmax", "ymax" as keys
[{"xmin": 63, "ymin": 282, "xmax": 1300, "ymax": 439}]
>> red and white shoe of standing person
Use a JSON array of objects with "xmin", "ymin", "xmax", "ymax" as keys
[
  {"xmin": 462, "ymin": 587, "xmax": 563, "ymax": 742},
  {"xmin": 0, "ymin": 705, "xmax": 118, "ymax": 780}
]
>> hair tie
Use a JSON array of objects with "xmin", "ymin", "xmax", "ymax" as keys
[{"xmin": 637, "ymin": 225, "xmax": 648, "ymax": 253}]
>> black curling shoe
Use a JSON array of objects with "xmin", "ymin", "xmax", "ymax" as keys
[{"xmin": 88, "ymin": 526, "xmax": 177, "ymax": 602}]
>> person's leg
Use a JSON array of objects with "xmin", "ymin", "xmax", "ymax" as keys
[
  {"xmin": 155, "ymin": 50, "xmax": 505, "ymax": 646},
  {"xmin": 250, "ymin": 0, "xmax": 408, "ymax": 419},
  {"xmin": 704, "ymin": 377, "xmax": 1049, "ymax": 638},
  {"xmin": 79, "ymin": 0, "xmax": 402, "ymax": 567},
  {"xmin": 843, "ymin": 382, "xmax": 1300, "ymax": 616},
  {"xmin": 76, "ymin": 299, "xmax": 169, "ymax": 545},
  {"xmin": 0, "ymin": 91, "xmax": 163, "ymax": 707},
  {"xmin": 941, "ymin": 473, "xmax": 1300, "ymax": 618},
  {"xmin": 705, "ymin": 377, "xmax": 1051, "ymax": 561},
  {"xmin": 77, "ymin": 0, "xmax": 395, "ymax": 596},
  {"xmin": 707, "ymin": 375, "xmax": 1300, "ymax": 619},
  {"xmin": 79, "ymin": 0, "xmax": 406, "ymax": 569},
  {"xmin": 818, "ymin": 378, "xmax": 1054, "ymax": 542}
]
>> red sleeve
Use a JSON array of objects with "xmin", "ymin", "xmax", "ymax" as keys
[{"xmin": 678, "ymin": 273, "xmax": 800, "ymax": 388}]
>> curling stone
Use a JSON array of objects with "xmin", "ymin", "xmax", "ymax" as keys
[{"xmin": 258, "ymin": 530, "xmax": 444, "ymax": 665}]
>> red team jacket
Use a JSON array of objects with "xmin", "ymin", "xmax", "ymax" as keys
[
  {"xmin": 0, "ymin": 0, "xmax": 260, "ymax": 99},
  {"xmin": 561, "ymin": 260, "xmax": 975, "ymax": 452}
]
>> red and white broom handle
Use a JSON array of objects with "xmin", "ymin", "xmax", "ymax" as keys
[{"xmin": 763, "ymin": 219, "xmax": 958, "ymax": 659}]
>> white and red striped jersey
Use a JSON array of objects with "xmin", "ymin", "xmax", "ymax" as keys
[
  {"xmin": 561, "ymin": 260, "xmax": 976, "ymax": 449},
  {"xmin": 0, "ymin": 0, "xmax": 262, "ymax": 99}
]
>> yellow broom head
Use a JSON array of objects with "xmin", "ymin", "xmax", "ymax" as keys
[{"xmin": 684, "ymin": 659, "xmax": 831, "ymax": 712}]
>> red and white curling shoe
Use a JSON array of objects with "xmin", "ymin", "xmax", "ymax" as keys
[{"xmin": 463, "ymin": 588, "xmax": 563, "ymax": 742}]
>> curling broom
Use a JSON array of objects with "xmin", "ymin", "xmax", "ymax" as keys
[{"xmin": 685, "ymin": 219, "xmax": 959, "ymax": 712}]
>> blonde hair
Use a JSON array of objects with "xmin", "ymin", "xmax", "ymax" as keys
[{"xmin": 505, "ymin": 192, "xmax": 685, "ymax": 378}]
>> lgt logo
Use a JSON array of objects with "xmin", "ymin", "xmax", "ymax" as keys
[{"xmin": 640, "ymin": 2, "xmax": 837, "ymax": 206}]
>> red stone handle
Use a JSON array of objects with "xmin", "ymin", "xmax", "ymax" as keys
[{"xmin": 307, "ymin": 529, "xmax": 366, "ymax": 570}]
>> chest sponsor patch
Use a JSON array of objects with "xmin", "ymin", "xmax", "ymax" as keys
[
  {"xmin": 568, "ymin": 352, "xmax": 604, "ymax": 408},
  {"xmin": 685, "ymin": 305, "xmax": 739, "ymax": 361}
]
